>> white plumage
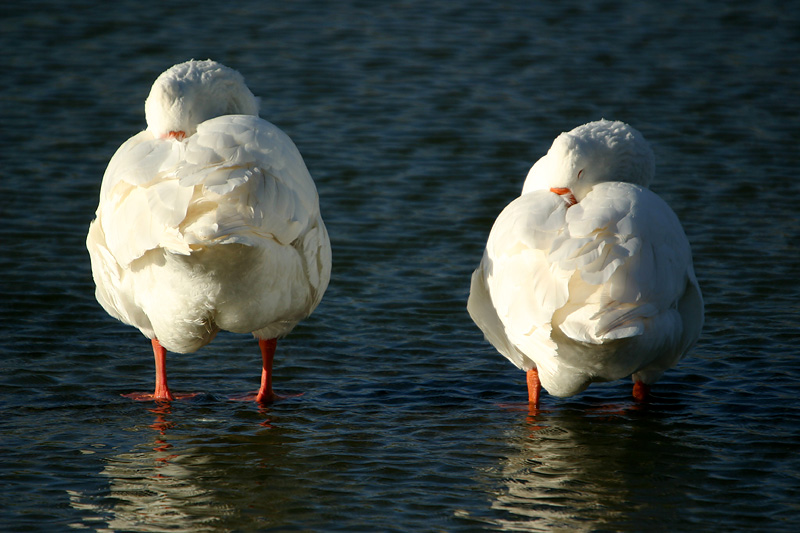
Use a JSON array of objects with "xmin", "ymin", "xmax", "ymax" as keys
[
  {"xmin": 468, "ymin": 120, "xmax": 702, "ymax": 404},
  {"xmin": 87, "ymin": 60, "xmax": 331, "ymax": 402}
]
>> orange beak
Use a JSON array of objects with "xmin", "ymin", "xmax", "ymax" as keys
[
  {"xmin": 550, "ymin": 187, "xmax": 577, "ymax": 207},
  {"xmin": 166, "ymin": 130, "xmax": 186, "ymax": 140}
]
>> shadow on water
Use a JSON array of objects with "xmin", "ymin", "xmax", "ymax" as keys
[
  {"xmin": 67, "ymin": 400, "xmax": 304, "ymax": 532},
  {"xmin": 467, "ymin": 399, "xmax": 711, "ymax": 531}
]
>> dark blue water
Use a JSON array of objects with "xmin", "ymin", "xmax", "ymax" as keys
[{"xmin": 2, "ymin": 1, "xmax": 799, "ymax": 531}]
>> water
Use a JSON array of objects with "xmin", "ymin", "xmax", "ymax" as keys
[{"xmin": 2, "ymin": 0, "xmax": 799, "ymax": 531}]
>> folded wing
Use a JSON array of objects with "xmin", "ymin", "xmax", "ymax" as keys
[
  {"xmin": 469, "ymin": 182, "xmax": 702, "ymax": 394},
  {"xmin": 96, "ymin": 115, "xmax": 320, "ymax": 269}
]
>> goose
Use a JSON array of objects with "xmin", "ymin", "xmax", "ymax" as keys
[
  {"xmin": 468, "ymin": 120, "xmax": 702, "ymax": 406},
  {"xmin": 87, "ymin": 60, "xmax": 331, "ymax": 402}
]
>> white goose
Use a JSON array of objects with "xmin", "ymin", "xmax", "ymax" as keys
[
  {"xmin": 468, "ymin": 120, "xmax": 702, "ymax": 406},
  {"xmin": 87, "ymin": 60, "xmax": 331, "ymax": 402}
]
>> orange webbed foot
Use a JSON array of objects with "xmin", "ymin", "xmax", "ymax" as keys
[{"xmin": 122, "ymin": 391, "xmax": 199, "ymax": 402}]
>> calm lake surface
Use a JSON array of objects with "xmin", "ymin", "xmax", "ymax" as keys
[{"xmin": 2, "ymin": 0, "xmax": 799, "ymax": 531}]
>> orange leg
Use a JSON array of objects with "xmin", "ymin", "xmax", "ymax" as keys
[
  {"xmin": 151, "ymin": 339, "xmax": 176, "ymax": 401},
  {"xmin": 230, "ymin": 337, "xmax": 301, "ymax": 403},
  {"xmin": 255, "ymin": 338, "xmax": 279, "ymax": 404},
  {"xmin": 527, "ymin": 368, "xmax": 541, "ymax": 406},
  {"xmin": 632, "ymin": 380, "xmax": 650, "ymax": 402},
  {"xmin": 122, "ymin": 339, "xmax": 180, "ymax": 401}
]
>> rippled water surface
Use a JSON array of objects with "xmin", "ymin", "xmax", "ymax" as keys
[{"xmin": 2, "ymin": 1, "xmax": 799, "ymax": 531}]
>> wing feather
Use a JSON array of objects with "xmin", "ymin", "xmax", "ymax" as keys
[
  {"xmin": 555, "ymin": 182, "xmax": 696, "ymax": 344},
  {"xmin": 468, "ymin": 191, "xmax": 571, "ymax": 370},
  {"xmin": 93, "ymin": 115, "xmax": 320, "ymax": 267}
]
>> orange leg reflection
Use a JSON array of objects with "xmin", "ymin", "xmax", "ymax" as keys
[{"xmin": 147, "ymin": 402, "xmax": 177, "ymax": 463}]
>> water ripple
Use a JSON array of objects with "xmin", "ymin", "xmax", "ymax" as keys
[{"xmin": 2, "ymin": 0, "xmax": 800, "ymax": 531}]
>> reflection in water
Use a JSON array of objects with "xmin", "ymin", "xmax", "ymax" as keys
[
  {"xmin": 485, "ymin": 404, "xmax": 695, "ymax": 531},
  {"xmin": 68, "ymin": 403, "xmax": 235, "ymax": 532}
]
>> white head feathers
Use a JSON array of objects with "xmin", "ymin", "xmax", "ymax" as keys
[
  {"xmin": 144, "ymin": 59, "xmax": 260, "ymax": 139},
  {"xmin": 522, "ymin": 120, "xmax": 655, "ymax": 201}
]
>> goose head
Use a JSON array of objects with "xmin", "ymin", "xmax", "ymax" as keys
[
  {"xmin": 144, "ymin": 59, "xmax": 260, "ymax": 140},
  {"xmin": 522, "ymin": 119, "xmax": 655, "ymax": 205}
]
